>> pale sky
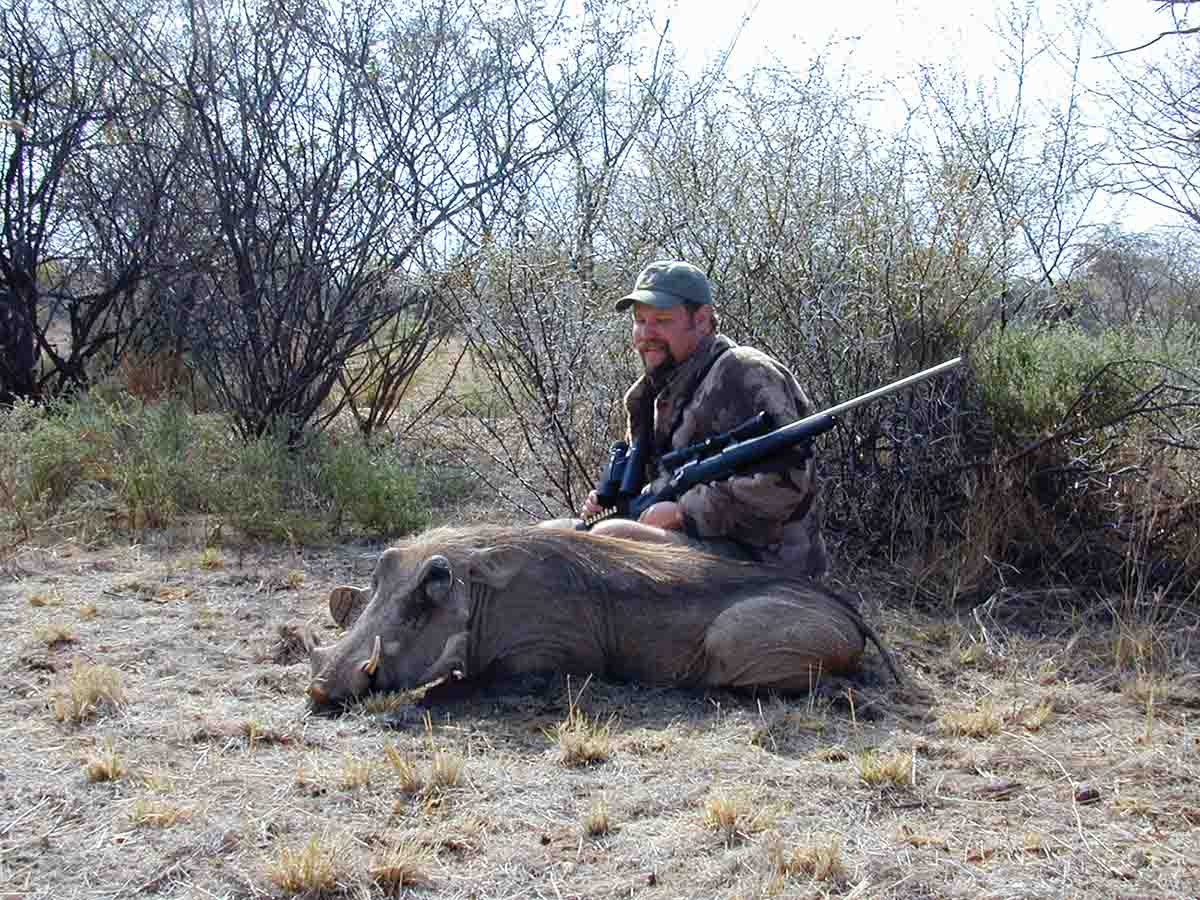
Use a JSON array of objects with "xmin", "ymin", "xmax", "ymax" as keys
[{"xmin": 655, "ymin": 0, "xmax": 1160, "ymax": 81}]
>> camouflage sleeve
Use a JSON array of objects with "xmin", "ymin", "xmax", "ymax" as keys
[{"xmin": 675, "ymin": 354, "xmax": 817, "ymax": 547}]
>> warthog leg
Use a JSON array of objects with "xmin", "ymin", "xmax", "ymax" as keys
[{"xmin": 701, "ymin": 594, "xmax": 867, "ymax": 691}]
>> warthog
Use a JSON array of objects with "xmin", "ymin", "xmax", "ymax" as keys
[{"xmin": 304, "ymin": 525, "xmax": 899, "ymax": 710}]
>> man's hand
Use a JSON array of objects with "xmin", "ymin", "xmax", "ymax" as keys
[
  {"xmin": 638, "ymin": 501, "xmax": 683, "ymax": 530},
  {"xmin": 580, "ymin": 490, "xmax": 603, "ymax": 518}
]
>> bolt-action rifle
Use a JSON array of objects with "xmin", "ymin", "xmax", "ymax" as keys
[{"xmin": 580, "ymin": 356, "xmax": 964, "ymax": 529}]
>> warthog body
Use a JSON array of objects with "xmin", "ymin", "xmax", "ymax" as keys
[{"xmin": 304, "ymin": 525, "xmax": 899, "ymax": 710}]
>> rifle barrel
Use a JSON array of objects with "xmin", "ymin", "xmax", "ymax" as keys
[
  {"xmin": 812, "ymin": 356, "xmax": 964, "ymax": 422},
  {"xmin": 662, "ymin": 356, "xmax": 965, "ymax": 498}
]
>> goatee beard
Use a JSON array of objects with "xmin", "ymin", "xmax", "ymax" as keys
[{"xmin": 642, "ymin": 351, "xmax": 677, "ymax": 379}]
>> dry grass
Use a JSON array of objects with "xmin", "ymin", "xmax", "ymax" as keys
[
  {"xmin": 583, "ymin": 793, "xmax": 612, "ymax": 836},
  {"xmin": 854, "ymin": 749, "xmax": 914, "ymax": 787},
  {"xmin": 550, "ymin": 683, "xmax": 614, "ymax": 767},
  {"xmin": 336, "ymin": 752, "xmax": 374, "ymax": 788},
  {"xmin": 128, "ymin": 797, "xmax": 195, "ymax": 827},
  {"xmin": 702, "ymin": 787, "xmax": 777, "ymax": 846},
  {"xmin": 265, "ymin": 833, "xmax": 350, "ymax": 894},
  {"xmin": 384, "ymin": 744, "xmax": 425, "ymax": 795},
  {"xmin": 50, "ymin": 659, "xmax": 126, "ymax": 723},
  {"xmin": 766, "ymin": 833, "xmax": 848, "ymax": 884},
  {"xmin": 935, "ymin": 695, "xmax": 1006, "ymax": 737},
  {"xmin": 84, "ymin": 740, "xmax": 126, "ymax": 782},
  {"xmin": 32, "ymin": 621, "xmax": 76, "ymax": 647},
  {"xmin": 369, "ymin": 838, "xmax": 434, "ymax": 890},
  {"xmin": 3, "ymin": 534, "xmax": 1199, "ymax": 900}
]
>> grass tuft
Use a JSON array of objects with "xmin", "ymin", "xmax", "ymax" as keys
[
  {"xmin": 128, "ymin": 798, "xmax": 193, "ymax": 827},
  {"xmin": 50, "ymin": 660, "xmax": 126, "ymax": 723},
  {"xmin": 33, "ymin": 621, "xmax": 77, "ymax": 648},
  {"xmin": 384, "ymin": 744, "xmax": 425, "ymax": 795},
  {"xmin": 855, "ymin": 749, "xmax": 914, "ymax": 787},
  {"xmin": 84, "ymin": 740, "xmax": 126, "ymax": 782},
  {"xmin": 338, "ymin": 753, "xmax": 374, "ymax": 789},
  {"xmin": 766, "ymin": 833, "xmax": 848, "ymax": 883},
  {"xmin": 702, "ymin": 787, "xmax": 776, "ymax": 846},
  {"xmin": 369, "ymin": 838, "xmax": 434, "ymax": 891},
  {"xmin": 429, "ymin": 749, "xmax": 465, "ymax": 789},
  {"xmin": 936, "ymin": 697, "xmax": 1005, "ymax": 738},
  {"xmin": 266, "ymin": 833, "xmax": 349, "ymax": 894},
  {"xmin": 583, "ymin": 794, "xmax": 612, "ymax": 837}
]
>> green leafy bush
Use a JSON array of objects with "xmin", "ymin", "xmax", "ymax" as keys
[
  {"xmin": 318, "ymin": 438, "xmax": 429, "ymax": 537},
  {"xmin": 973, "ymin": 323, "xmax": 1193, "ymax": 440}
]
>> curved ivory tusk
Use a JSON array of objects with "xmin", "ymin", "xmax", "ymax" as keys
[
  {"xmin": 304, "ymin": 624, "xmax": 328, "ymax": 670},
  {"xmin": 360, "ymin": 635, "xmax": 382, "ymax": 676}
]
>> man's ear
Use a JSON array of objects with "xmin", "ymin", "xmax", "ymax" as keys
[{"xmin": 694, "ymin": 304, "xmax": 714, "ymax": 335}]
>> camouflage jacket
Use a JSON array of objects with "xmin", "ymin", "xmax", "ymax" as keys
[{"xmin": 624, "ymin": 334, "xmax": 829, "ymax": 576}]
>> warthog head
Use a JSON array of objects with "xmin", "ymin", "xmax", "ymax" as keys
[{"xmin": 304, "ymin": 546, "xmax": 469, "ymax": 711}]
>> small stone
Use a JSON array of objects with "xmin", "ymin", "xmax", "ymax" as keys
[{"xmin": 1074, "ymin": 783, "xmax": 1101, "ymax": 805}]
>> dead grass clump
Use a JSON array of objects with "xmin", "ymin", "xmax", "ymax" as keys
[
  {"xmin": 429, "ymin": 749, "xmax": 465, "ymax": 789},
  {"xmin": 583, "ymin": 794, "xmax": 612, "ymax": 837},
  {"xmin": 128, "ymin": 798, "xmax": 194, "ymax": 827},
  {"xmin": 369, "ymin": 838, "xmax": 434, "ymax": 891},
  {"xmin": 50, "ymin": 660, "xmax": 126, "ymax": 723},
  {"xmin": 355, "ymin": 690, "xmax": 426, "ymax": 716},
  {"xmin": 85, "ymin": 741, "xmax": 126, "ymax": 782},
  {"xmin": 266, "ymin": 833, "xmax": 351, "ymax": 895},
  {"xmin": 1018, "ymin": 697, "xmax": 1055, "ymax": 732},
  {"xmin": 191, "ymin": 718, "xmax": 297, "ymax": 747},
  {"xmin": 855, "ymin": 750, "xmax": 914, "ymax": 788},
  {"xmin": 384, "ymin": 745, "xmax": 424, "ymax": 795},
  {"xmin": 750, "ymin": 708, "xmax": 827, "ymax": 751},
  {"xmin": 896, "ymin": 823, "xmax": 949, "ymax": 849},
  {"xmin": 702, "ymin": 787, "xmax": 777, "ymax": 846},
  {"xmin": 551, "ymin": 705, "xmax": 614, "ymax": 767},
  {"xmin": 198, "ymin": 547, "xmax": 224, "ymax": 569},
  {"xmin": 338, "ymin": 753, "xmax": 374, "ymax": 789},
  {"xmin": 766, "ymin": 833, "xmax": 848, "ymax": 884},
  {"xmin": 33, "ymin": 621, "xmax": 77, "ymax": 648},
  {"xmin": 936, "ymin": 697, "xmax": 1005, "ymax": 738}
]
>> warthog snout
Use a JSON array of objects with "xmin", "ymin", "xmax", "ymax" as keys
[{"xmin": 303, "ymin": 623, "xmax": 384, "ymax": 710}]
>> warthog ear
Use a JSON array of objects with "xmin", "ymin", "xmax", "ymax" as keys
[{"xmin": 417, "ymin": 554, "xmax": 454, "ymax": 606}]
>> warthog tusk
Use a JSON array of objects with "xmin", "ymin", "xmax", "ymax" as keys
[
  {"xmin": 360, "ymin": 635, "xmax": 382, "ymax": 676},
  {"xmin": 303, "ymin": 624, "xmax": 328, "ymax": 669},
  {"xmin": 302, "ymin": 624, "xmax": 321, "ymax": 651}
]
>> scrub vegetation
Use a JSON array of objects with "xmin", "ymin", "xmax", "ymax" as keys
[{"xmin": 1, "ymin": 0, "xmax": 1199, "ymax": 897}]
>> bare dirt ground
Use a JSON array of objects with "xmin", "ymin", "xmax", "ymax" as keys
[{"xmin": 1, "ymin": 526, "xmax": 1198, "ymax": 899}]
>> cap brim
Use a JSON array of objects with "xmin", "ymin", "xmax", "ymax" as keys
[{"xmin": 613, "ymin": 289, "xmax": 687, "ymax": 312}]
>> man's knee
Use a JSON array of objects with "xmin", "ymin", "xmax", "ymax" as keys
[{"xmin": 591, "ymin": 520, "xmax": 683, "ymax": 545}]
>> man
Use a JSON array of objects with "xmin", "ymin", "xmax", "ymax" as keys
[{"xmin": 569, "ymin": 259, "xmax": 828, "ymax": 577}]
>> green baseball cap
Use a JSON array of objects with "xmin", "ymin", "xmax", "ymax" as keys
[{"xmin": 614, "ymin": 260, "xmax": 713, "ymax": 312}]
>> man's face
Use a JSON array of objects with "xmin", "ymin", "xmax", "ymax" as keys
[{"xmin": 631, "ymin": 302, "xmax": 707, "ymax": 373}]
